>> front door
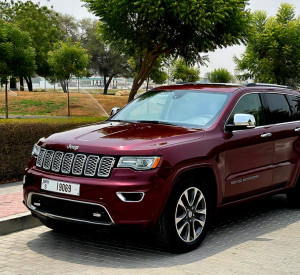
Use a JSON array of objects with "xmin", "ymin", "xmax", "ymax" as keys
[{"xmin": 224, "ymin": 93, "xmax": 274, "ymax": 202}]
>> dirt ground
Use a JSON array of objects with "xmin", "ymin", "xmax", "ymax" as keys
[{"xmin": 0, "ymin": 91, "xmax": 129, "ymax": 117}]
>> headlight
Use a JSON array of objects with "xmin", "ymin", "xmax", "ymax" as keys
[
  {"xmin": 117, "ymin": 156, "xmax": 161, "ymax": 170},
  {"xmin": 31, "ymin": 143, "xmax": 41, "ymax": 157}
]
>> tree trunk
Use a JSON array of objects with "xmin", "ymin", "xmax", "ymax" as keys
[
  {"xmin": 146, "ymin": 77, "xmax": 150, "ymax": 91},
  {"xmin": 128, "ymin": 53, "xmax": 160, "ymax": 102},
  {"xmin": 60, "ymin": 81, "xmax": 67, "ymax": 93},
  {"xmin": 25, "ymin": 77, "xmax": 33, "ymax": 91},
  {"xmin": 5, "ymin": 82, "xmax": 8, "ymax": 119},
  {"xmin": 104, "ymin": 74, "xmax": 115, "ymax": 95},
  {"xmin": 67, "ymin": 82, "xmax": 70, "ymax": 117},
  {"xmin": 78, "ymin": 77, "xmax": 80, "ymax": 93},
  {"xmin": 20, "ymin": 77, "xmax": 24, "ymax": 91},
  {"xmin": 103, "ymin": 75, "xmax": 107, "ymax": 95},
  {"xmin": 9, "ymin": 78, "xmax": 17, "ymax": 91}
]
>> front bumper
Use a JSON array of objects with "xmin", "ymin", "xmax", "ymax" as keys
[{"xmin": 23, "ymin": 165, "xmax": 171, "ymax": 228}]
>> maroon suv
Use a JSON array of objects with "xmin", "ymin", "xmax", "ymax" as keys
[{"xmin": 23, "ymin": 83, "xmax": 300, "ymax": 252}]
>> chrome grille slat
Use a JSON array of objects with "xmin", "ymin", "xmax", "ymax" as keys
[
  {"xmin": 36, "ymin": 149, "xmax": 46, "ymax": 168},
  {"xmin": 98, "ymin": 157, "xmax": 115, "ymax": 177},
  {"xmin": 72, "ymin": 154, "xmax": 87, "ymax": 175},
  {"xmin": 84, "ymin": 155, "xmax": 100, "ymax": 177},
  {"xmin": 43, "ymin": 150, "xmax": 54, "ymax": 170},
  {"xmin": 36, "ymin": 149, "xmax": 114, "ymax": 178},
  {"xmin": 52, "ymin": 151, "xmax": 64, "ymax": 172},
  {"xmin": 61, "ymin": 153, "xmax": 75, "ymax": 174}
]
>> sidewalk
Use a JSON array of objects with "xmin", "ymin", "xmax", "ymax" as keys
[{"xmin": 0, "ymin": 181, "xmax": 41, "ymax": 235}]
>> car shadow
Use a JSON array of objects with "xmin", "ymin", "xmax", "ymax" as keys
[{"xmin": 27, "ymin": 194, "xmax": 300, "ymax": 269}]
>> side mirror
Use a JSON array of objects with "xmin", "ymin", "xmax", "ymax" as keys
[
  {"xmin": 226, "ymin": 113, "xmax": 256, "ymax": 132},
  {"xmin": 110, "ymin": 107, "xmax": 120, "ymax": 117}
]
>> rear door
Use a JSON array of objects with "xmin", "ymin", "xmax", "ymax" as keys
[
  {"xmin": 264, "ymin": 92, "xmax": 300, "ymax": 186},
  {"xmin": 224, "ymin": 93, "xmax": 274, "ymax": 201}
]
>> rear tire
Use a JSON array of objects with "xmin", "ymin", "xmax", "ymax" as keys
[
  {"xmin": 154, "ymin": 176, "xmax": 212, "ymax": 253},
  {"xmin": 286, "ymin": 182, "xmax": 300, "ymax": 208}
]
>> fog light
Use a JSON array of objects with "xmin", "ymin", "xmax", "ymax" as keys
[
  {"xmin": 116, "ymin": 192, "xmax": 145, "ymax": 202},
  {"xmin": 93, "ymin": 212, "xmax": 102, "ymax": 218}
]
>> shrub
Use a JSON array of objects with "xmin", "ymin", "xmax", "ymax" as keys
[{"xmin": 0, "ymin": 117, "xmax": 106, "ymax": 183}]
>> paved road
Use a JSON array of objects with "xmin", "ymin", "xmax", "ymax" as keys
[{"xmin": 0, "ymin": 194, "xmax": 299, "ymax": 275}]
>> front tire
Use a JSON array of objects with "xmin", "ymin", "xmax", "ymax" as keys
[{"xmin": 154, "ymin": 177, "xmax": 212, "ymax": 252}]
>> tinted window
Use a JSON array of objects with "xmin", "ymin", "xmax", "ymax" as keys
[
  {"xmin": 228, "ymin": 93, "xmax": 264, "ymax": 126},
  {"xmin": 287, "ymin": 95, "xmax": 300, "ymax": 121},
  {"xmin": 264, "ymin": 93, "xmax": 292, "ymax": 124}
]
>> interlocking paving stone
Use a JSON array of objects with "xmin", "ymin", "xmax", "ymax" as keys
[
  {"xmin": 0, "ymin": 194, "xmax": 299, "ymax": 274},
  {"xmin": 0, "ymin": 182, "xmax": 27, "ymax": 218}
]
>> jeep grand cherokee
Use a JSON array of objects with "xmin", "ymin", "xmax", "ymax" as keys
[{"xmin": 23, "ymin": 83, "xmax": 300, "ymax": 252}]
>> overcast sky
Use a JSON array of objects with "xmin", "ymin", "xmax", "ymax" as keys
[{"xmin": 28, "ymin": 0, "xmax": 300, "ymax": 76}]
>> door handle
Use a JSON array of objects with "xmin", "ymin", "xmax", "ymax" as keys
[
  {"xmin": 261, "ymin": 133, "xmax": 272, "ymax": 138},
  {"xmin": 295, "ymin": 128, "xmax": 300, "ymax": 132}
]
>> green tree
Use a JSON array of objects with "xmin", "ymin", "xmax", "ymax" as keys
[
  {"xmin": 48, "ymin": 40, "xmax": 89, "ymax": 116},
  {"xmin": 0, "ymin": 21, "xmax": 36, "ymax": 118},
  {"xmin": 147, "ymin": 61, "xmax": 168, "ymax": 90},
  {"xmin": 171, "ymin": 59, "xmax": 200, "ymax": 83},
  {"xmin": 235, "ymin": 4, "xmax": 300, "ymax": 88},
  {"xmin": 56, "ymin": 13, "xmax": 80, "ymax": 42},
  {"xmin": 80, "ymin": 19, "xmax": 132, "ymax": 95},
  {"xmin": 129, "ymin": 56, "xmax": 168, "ymax": 90},
  {"xmin": 209, "ymin": 68, "xmax": 233, "ymax": 83},
  {"xmin": 84, "ymin": 0, "xmax": 250, "ymax": 102},
  {"xmin": 0, "ymin": 0, "xmax": 62, "ymax": 90}
]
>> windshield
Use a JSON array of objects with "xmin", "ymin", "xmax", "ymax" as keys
[{"xmin": 110, "ymin": 90, "xmax": 231, "ymax": 129}]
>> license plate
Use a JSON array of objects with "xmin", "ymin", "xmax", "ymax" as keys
[{"xmin": 41, "ymin": 178, "xmax": 80, "ymax": 196}]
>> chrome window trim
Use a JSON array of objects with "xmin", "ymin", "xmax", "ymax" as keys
[
  {"xmin": 231, "ymin": 120, "xmax": 300, "ymax": 133},
  {"xmin": 224, "ymin": 91, "xmax": 299, "ymax": 133},
  {"xmin": 27, "ymin": 192, "xmax": 114, "ymax": 225}
]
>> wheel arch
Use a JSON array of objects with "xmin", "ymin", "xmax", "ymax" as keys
[
  {"xmin": 153, "ymin": 164, "xmax": 220, "ymax": 227},
  {"xmin": 172, "ymin": 166, "xmax": 218, "ymax": 209}
]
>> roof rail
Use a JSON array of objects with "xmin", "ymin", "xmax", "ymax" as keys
[
  {"xmin": 176, "ymin": 82, "xmax": 242, "ymax": 87},
  {"xmin": 245, "ymin": 83, "xmax": 293, "ymax": 89}
]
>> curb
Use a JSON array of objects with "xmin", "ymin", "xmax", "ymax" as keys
[{"xmin": 0, "ymin": 212, "xmax": 41, "ymax": 236}]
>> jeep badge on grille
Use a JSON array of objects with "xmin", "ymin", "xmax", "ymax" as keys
[{"xmin": 67, "ymin": 144, "xmax": 79, "ymax": 150}]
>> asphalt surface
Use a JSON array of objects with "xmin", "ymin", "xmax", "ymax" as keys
[{"xmin": 0, "ymin": 194, "xmax": 299, "ymax": 274}]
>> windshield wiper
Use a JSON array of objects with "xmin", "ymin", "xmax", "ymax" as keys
[{"xmin": 136, "ymin": 120, "xmax": 177, "ymax": 126}]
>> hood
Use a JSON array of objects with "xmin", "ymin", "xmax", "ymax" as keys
[{"xmin": 41, "ymin": 121, "xmax": 205, "ymax": 155}]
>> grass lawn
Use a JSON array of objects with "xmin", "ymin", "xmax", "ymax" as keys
[{"xmin": 0, "ymin": 90, "xmax": 130, "ymax": 117}]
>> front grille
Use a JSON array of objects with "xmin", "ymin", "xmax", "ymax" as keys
[
  {"xmin": 61, "ymin": 153, "xmax": 75, "ymax": 174},
  {"xmin": 84, "ymin": 155, "xmax": 99, "ymax": 176},
  {"xmin": 36, "ymin": 149, "xmax": 115, "ymax": 178},
  {"xmin": 28, "ymin": 193, "xmax": 113, "ymax": 225},
  {"xmin": 98, "ymin": 157, "xmax": 115, "ymax": 177}
]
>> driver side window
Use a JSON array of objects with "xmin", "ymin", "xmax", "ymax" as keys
[{"xmin": 228, "ymin": 93, "xmax": 264, "ymax": 126}]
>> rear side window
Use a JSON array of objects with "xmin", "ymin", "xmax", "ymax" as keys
[
  {"xmin": 228, "ymin": 93, "xmax": 264, "ymax": 126},
  {"xmin": 264, "ymin": 93, "xmax": 292, "ymax": 124},
  {"xmin": 287, "ymin": 95, "xmax": 300, "ymax": 121}
]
